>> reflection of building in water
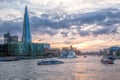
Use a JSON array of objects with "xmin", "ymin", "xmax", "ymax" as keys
[{"xmin": 59, "ymin": 46, "xmax": 77, "ymax": 58}]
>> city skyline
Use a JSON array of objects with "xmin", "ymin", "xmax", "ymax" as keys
[{"xmin": 0, "ymin": 0, "xmax": 120, "ymax": 52}]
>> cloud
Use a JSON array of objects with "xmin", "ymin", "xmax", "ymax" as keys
[
  {"xmin": 37, "ymin": 39, "xmax": 46, "ymax": 42},
  {"xmin": 0, "ymin": 7, "xmax": 120, "ymax": 39},
  {"xmin": 60, "ymin": 30, "xmax": 69, "ymax": 37},
  {"xmin": 29, "ymin": 7, "xmax": 120, "ymax": 37},
  {"xmin": 0, "ymin": 20, "xmax": 22, "ymax": 35},
  {"xmin": 0, "ymin": 20, "xmax": 22, "ymax": 43},
  {"xmin": 0, "ymin": 0, "xmax": 28, "ymax": 4},
  {"xmin": 1, "ymin": 0, "xmax": 120, "ymax": 51}
]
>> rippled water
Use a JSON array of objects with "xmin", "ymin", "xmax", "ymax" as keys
[{"xmin": 0, "ymin": 56, "xmax": 120, "ymax": 80}]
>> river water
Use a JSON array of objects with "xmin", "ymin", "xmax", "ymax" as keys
[{"xmin": 0, "ymin": 56, "xmax": 120, "ymax": 80}]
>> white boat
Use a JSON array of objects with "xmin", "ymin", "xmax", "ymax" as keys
[
  {"xmin": 59, "ymin": 49, "xmax": 77, "ymax": 58},
  {"xmin": 37, "ymin": 59, "xmax": 64, "ymax": 65},
  {"xmin": 67, "ymin": 51, "xmax": 77, "ymax": 58},
  {"xmin": 101, "ymin": 56, "xmax": 114, "ymax": 64}
]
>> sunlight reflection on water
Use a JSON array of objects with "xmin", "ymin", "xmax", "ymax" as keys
[{"xmin": 0, "ymin": 56, "xmax": 120, "ymax": 80}]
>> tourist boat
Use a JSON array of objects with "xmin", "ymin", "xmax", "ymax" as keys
[
  {"xmin": 37, "ymin": 59, "xmax": 64, "ymax": 65},
  {"xmin": 101, "ymin": 56, "xmax": 114, "ymax": 64}
]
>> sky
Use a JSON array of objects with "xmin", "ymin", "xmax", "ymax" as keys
[{"xmin": 0, "ymin": 0, "xmax": 120, "ymax": 52}]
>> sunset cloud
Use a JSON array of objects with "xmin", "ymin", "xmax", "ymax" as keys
[{"xmin": 0, "ymin": 0, "xmax": 120, "ymax": 51}]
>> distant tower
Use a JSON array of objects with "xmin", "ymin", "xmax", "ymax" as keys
[
  {"xmin": 4, "ymin": 32, "xmax": 18, "ymax": 44},
  {"xmin": 4, "ymin": 31, "xmax": 10, "ymax": 44},
  {"xmin": 22, "ymin": 5, "xmax": 32, "ymax": 43}
]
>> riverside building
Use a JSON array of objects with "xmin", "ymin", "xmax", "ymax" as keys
[{"xmin": 0, "ymin": 5, "xmax": 50, "ymax": 57}]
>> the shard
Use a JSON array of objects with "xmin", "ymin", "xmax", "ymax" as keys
[{"xmin": 22, "ymin": 5, "xmax": 32, "ymax": 43}]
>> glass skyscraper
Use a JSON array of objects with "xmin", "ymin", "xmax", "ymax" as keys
[{"xmin": 22, "ymin": 5, "xmax": 32, "ymax": 43}]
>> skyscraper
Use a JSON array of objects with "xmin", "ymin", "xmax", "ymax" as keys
[
  {"xmin": 4, "ymin": 32, "xmax": 18, "ymax": 44},
  {"xmin": 22, "ymin": 5, "xmax": 32, "ymax": 43}
]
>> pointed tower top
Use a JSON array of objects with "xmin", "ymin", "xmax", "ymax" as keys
[
  {"xmin": 25, "ymin": 5, "xmax": 28, "ymax": 12},
  {"xmin": 25, "ymin": 5, "xmax": 27, "ymax": 9},
  {"xmin": 22, "ymin": 5, "xmax": 32, "ymax": 43}
]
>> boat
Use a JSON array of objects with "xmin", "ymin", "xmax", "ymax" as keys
[
  {"xmin": 101, "ymin": 56, "xmax": 114, "ymax": 64},
  {"xmin": 59, "ymin": 50, "xmax": 77, "ymax": 58},
  {"xmin": 107, "ymin": 55, "xmax": 115, "ymax": 60},
  {"xmin": 67, "ymin": 50, "xmax": 77, "ymax": 58},
  {"xmin": 101, "ymin": 58, "xmax": 114, "ymax": 64},
  {"xmin": 84, "ymin": 55, "xmax": 87, "ymax": 58},
  {"xmin": 37, "ymin": 59, "xmax": 64, "ymax": 65}
]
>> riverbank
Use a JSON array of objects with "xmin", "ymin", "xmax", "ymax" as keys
[{"xmin": 0, "ymin": 56, "xmax": 43, "ymax": 61}]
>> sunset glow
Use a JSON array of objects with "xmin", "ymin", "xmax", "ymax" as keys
[{"xmin": 0, "ymin": 0, "xmax": 120, "ymax": 52}]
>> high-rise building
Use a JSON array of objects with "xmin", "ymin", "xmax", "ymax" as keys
[
  {"xmin": 10, "ymin": 36, "xmax": 18, "ymax": 42},
  {"xmin": 4, "ymin": 32, "xmax": 18, "ymax": 44},
  {"xmin": 1, "ymin": 5, "xmax": 51, "ymax": 57},
  {"xmin": 4, "ymin": 32, "xmax": 10, "ymax": 44},
  {"xmin": 22, "ymin": 5, "xmax": 32, "ymax": 43}
]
